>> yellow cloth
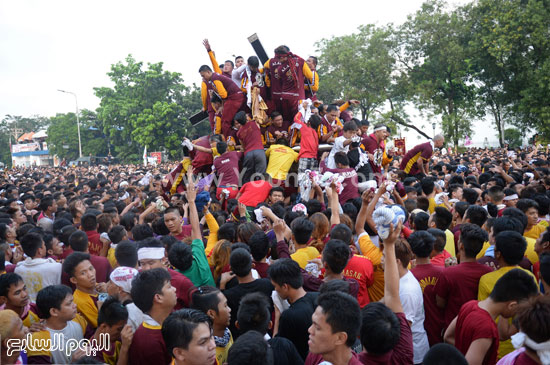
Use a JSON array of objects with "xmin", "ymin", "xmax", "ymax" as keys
[
  {"xmin": 357, "ymin": 233, "xmax": 385, "ymax": 302},
  {"xmin": 73, "ymin": 288, "xmax": 99, "ymax": 328},
  {"xmin": 525, "ymin": 223, "xmax": 546, "ymax": 240},
  {"xmin": 444, "ymin": 229, "xmax": 456, "ymax": 257},
  {"xmin": 476, "ymin": 238, "xmax": 538, "ymax": 264},
  {"xmin": 428, "ymin": 198, "xmax": 436, "ymax": 214},
  {"xmin": 539, "ymin": 220, "xmax": 549, "ymax": 228},
  {"xmin": 476, "ymin": 241, "xmax": 491, "ymax": 260},
  {"xmin": 291, "ymin": 247, "xmax": 320, "ymax": 269},
  {"xmin": 171, "ymin": 159, "xmax": 192, "ymax": 195},
  {"xmin": 478, "ymin": 266, "xmax": 538, "ymax": 359},
  {"xmin": 204, "ymin": 213, "xmax": 219, "ymax": 267},
  {"xmin": 265, "ymin": 144, "xmax": 298, "ymax": 180},
  {"xmin": 208, "ymin": 50, "xmax": 223, "ymax": 75},
  {"xmin": 215, "ymin": 331, "xmax": 233, "ymax": 365},
  {"xmin": 22, "ymin": 307, "xmax": 41, "ymax": 328},
  {"xmin": 107, "ymin": 247, "xmax": 117, "ymax": 269}
]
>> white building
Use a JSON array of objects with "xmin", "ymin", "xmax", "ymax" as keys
[{"xmin": 11, "ymin": 130, "xmax": 53, "ymax": 167}]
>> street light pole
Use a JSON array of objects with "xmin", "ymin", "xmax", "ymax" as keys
[
  {"xmin": 58, "ymin": 89, "xmax": 82, "ymax": 158},
  {"xmin": 432, "ymin": 122, "xmax": 436, "ymax": 138}
]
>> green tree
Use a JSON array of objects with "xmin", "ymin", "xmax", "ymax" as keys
[
  {"xmin": 502, "ymin": 127, "xmax": 523, "ymax": 148},
  {"xmin": 46, "ymin": 110, "xmax": 108, "ymax": 161},
  {"xmin": 94, "ymin": 55, "xmax": 203, "ymax": 162},
  {"xmin": 397, "ymin": 0, "xmax": 481, "ymax": 148}
]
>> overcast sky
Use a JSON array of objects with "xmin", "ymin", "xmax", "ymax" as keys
[{"xmin": 2, "ymin": 0, "xmax": 498, "ymax": 147}]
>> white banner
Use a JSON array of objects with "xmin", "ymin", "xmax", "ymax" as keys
[{"xmin": 12, "ymin": 142, "xmax": 40, "ymax": 153}]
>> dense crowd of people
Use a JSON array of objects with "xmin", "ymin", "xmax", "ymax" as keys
[{"xmin": 1, "ymin": 40, "xmax": 550, "ymax": 365}]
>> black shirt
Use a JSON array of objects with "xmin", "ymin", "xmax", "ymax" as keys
[
  {"xmin": 269, "ymin": 336, "xmax": 304, "ymax": 365},
  {"xmin": 277, "ymin": 292, "xmax": 319, "ymax": 359},
  {"xmin": 223, "ymin": 278, "xmax": 274, "ymax": 338}
]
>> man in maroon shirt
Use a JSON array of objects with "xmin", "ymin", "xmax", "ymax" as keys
[
  {"xmin": 129, "ymin": 268, "xmax": 177, "ymax": 365},
  {"xmin": 362, "ymin": 124, "xmax": 392, "ymax": 182},
  {"xmin": 435, "ymin": 224, "xmax": 492, "ymax": 328},
  {"xmin": 81, "ymin": 213, "xmax": 103, "ymax": 256},
  {"xmin": 235, "ymin": 111, "xmax": 266, "ymax": 183},
  {"xmin": 200, "ymin": 65, "xmax": 245, "ymax": 137},
  {"xmin": 400, "ymin": 135, "xmax": 444, "ymax": 176},
  {"xmin": 137, "ymin": 238, "xmax": 196, "ymax": 309},
  {"xmin": 408, "ymin": 230, "xmax": 445, "ymax": 346},
  {"xmin": 190, "ymin": 135, "xmax": 221, "ymax": 175},
  {"xmin": 264, "ymin": 45, "xmax": 313, "ymax": 122},
  {"xmin": 444, "ymin": 269, "xmax": 538, "ymax": 365},
  {"xmin": 65, "ymin": 231, "xmax": 111, "ymax": 285},
  {"xmin": 320, "ymin": 152, "xmax": 359, "ymax": 205},
  {"xmin": 213, "ymin": 141, "xmax": 243, "ymax": 203},
  {"xmin": 358, "ymin": 221, "xmax": 414, "ymax": 365},
  {"xmin": 264, "ymin": 111, "xmax": 290, "ymax": 145}
]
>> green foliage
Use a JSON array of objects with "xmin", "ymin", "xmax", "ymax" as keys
[
  {"xmin": 502, "ymin": 128, "xmax": 523, "ymax": 148},
  {"xmin": 94, "ymin": 55, "xmax": 203, "ymax": 162},
  {"xmin": 46, "ymin": 109, "xmax": 108, "ymax": 161}
]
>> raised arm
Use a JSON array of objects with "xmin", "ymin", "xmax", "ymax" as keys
[
  {"xmin": 187, "ymin": 168, "xmax": 202, "ymax": 241},
  {"xmin": 382, "ymin": 221, "xmax": 404, "ymax": 313},
  {"xmin": 326, "ymin": 185, "xmax": 340, "ymax": 226}
]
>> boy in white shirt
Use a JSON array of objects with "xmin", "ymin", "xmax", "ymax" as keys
[{"xmin": 326, "ymin": 121, "xmax": 359, "ymax": 169}]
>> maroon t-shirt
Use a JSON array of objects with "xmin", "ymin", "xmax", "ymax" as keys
[
  {"xmin": 191, "ymin": 136, "xmax": 214, "ymax": 170},
  {"xmin": 434, "ymin": 262, "xmax": 492, "ymax": 327},
  {"xmin": 455, "ymin": 300, "xmax": 499, "ymax": 365},
  {"xmin": 411, "ymin": 263, "xmax": 445, "ymax": 346},
  {"xmin": 129, "ymin": 324, "xmax": 171, "ymax": 365},
  {"xmin": 237, "ymin": 121, "xmax": 264, "ymax": 154},
  {"xmin": 306, "ymin": 352, "xmax": 362, "ymax": 365},
  {"xmin": 266, "ymin": 123, "xmax": 290, "ymax": 142},
  {"xmin": 357, "ymin": 312, "xmax": 414, "ymax": 365},
  {"xmin": 214, "ymin": 151, "xmax": 243, "ymax": 186},
  {"xmin": 209, "ymin": 73, "xmax": 243, "ymax": 97},
  {"xmin": 400, "ymin": 141, "xmax": 433, "ymax": 175},
  {"xmin": 168, "ymin": 268, "xmax": 196, "ymax": 309},
  {"xmin": 253, "ymin": 261, "xmax": 269, "ymax": 279},
  {"xmin": 86, "ymin": 230, "xmax": 102, "ymax": 256},
  {"xmin": 362, "ymin": 134, "xmax": 386, "ymax": 174},
  {"xmin": 268, "ymin": 56, "xmax": 306, "ymax": 99},
  {"xmin": 320, "ymin": 161, "xmax": 360, "ymax": 204}
]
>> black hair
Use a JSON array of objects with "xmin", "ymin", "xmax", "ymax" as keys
[
  {"xmin": 198, "ymin": 65, "xmax": 212, "ymax": 73},
  {"xmin": 326, "ymin": 104, "xmax": 339, "ymax": 113},
  {"xmin": 432, "ymin": 207, "xmax": 453, "ymax": 230},
  {"xmin": 492, "ymin": 216, "xmax": 523, "ymax": 236},
  {"xmin": 319, "ymin": 279, "xmax": 351, "ymax": 295},
  {"xmin": 408, "ymin": 231, "xmax": 435, "ymax": 258},
  {"xmin": 360, "ymin": 302, "xmax": 400, "ymax": 354},
  {"xmin": 322, "ymin": 239, "xmax": 350, "ymax": 274},
  {"xmin": 308, "ymin": 114, "xmax": 322, "ymax": 130},
  {"xmin": 234, "ymin": 111, "xmax": 247, "ymax": 125},
  {"xmin": 269, "ymin": 186, "xmax": 284, "ymax": 196},
  {"xmin": 317, "ymin": 291, "xmax": 361, "ymax": 347},
  {"xmin": 162, "ymin": 308, "xmax": 212, "ymax": 355},
  {"xmin": 502, "ymin": 208, "xmax": 528, "ymax": 232},
  {"xmin": 267, "ymin": 258, "xmax": 303, "ymax": 289},
  {"xmin": 464, "ymin": 205, "xmax": 488, "ymax": 227},
  {"xmin": 108, "ymin": 225, "xmax": 127, "ymax": 244},
  {"xmin": 421, "ymin": 178, "xmax": 435, "ymax": 195},
  {"xmin": 458, "ymin": 223, "xmax": 488, "ymax": 258},
  {"xmin": 0, "ymin": 272, "xmax": 24, "ymax": 297},
  {"xmin": 218, "ymin": 223, "xmax": 237, "ymax": 242},
  {"xmin": 217, "ymin": 141, "xmax": 228, "ymax": 155},
  {"xmin": 489, "ymin": 268, "xmax": 538, "ymax": 302},
  {"xmin": 131, "ymin": 224, "xmax": 154, "ymax": 241},
  {"xmin": 137, "ymin": 237, "xmax": 164, "ymax": 249},
  {"xmin": 68, "ymin": 230, "xmax": 89, "ymax": 252},
  {"xmin": 413, "ymin": 212, "xmax": 430, "ymax": 231},
  {"xmin": 20, "ymin": 232, "xmax": 44, "ymax": 257},
  {"xmin": 427, "ymin": 228, "xmax": 446, "ymax": 253},
  {"xmin": 230, "ymin": 248, "xmax": 252, "ymax": 277},
  {"xmin": 62, "ymin": 252, "xmax": 91, "ymax": 277},
  {"xmin": 236, "ymin": 292, "xmax": 271, "ymax": 334},
  {"xmin": 227, "ymin": 330, "xmax": 273, "ymax": 365},
  {"xmin": 73, "ymin": 357, "xmax": 104, "ymax": 364},
  {"xmin": 516, "ymin": 198, "xmax": 539, "ymax": 214},
  {"xmin": 248, "ymin": 231, "xmax": 270, "ymax": 261},
  {"xmin": 330, "ymin": 224, "xmax": 353, "ymax": 246},
  {"xmin": 36, "ymin": 285, "xmax": 73, "ymax": 319},
  {"xmin": 247, "ymin": 56, "xmax": 259, "ymax": 68},
  {"xmin": 495, "ymin": 231, "xmax": 527, "ymax": 266},
  {"xmin": 53, "ymin": 219, "xmax": 72, "ymax": 238},
  {"xmin": 115, "ymin": 241, "xmax": 138, "ymax": 268},
  {"xmin": 168, "ymin": 242, "xmax": 193, "ymax": 272},
  {"xmin": 191, "ymin": 286, "xmax": 222, "ymax": 314},
  {"xmin": 334, "ymin": 152, "xmax": 350, "ymax": 167},
  {"xmin": 306, "ymin": 199, "xmax": 323, "ymax": 216},
  {"xmin": 152, "ymin": 217, "xmax": 171, "ymax": 236},
  {"xmin": 462, "ymin": 188, "xmax": 479, "ymax": 205},
  {"xmin": 423, "ymin": 343, "xmax": 467, "ymax": 365},
  {"xmin": 343, "ymin": 121, "xmax": 357, "ymax": 132},
  {"xmin": 80, "ymin": 213, "xmax": 97, "ymax": 232},
  {"xmin": 97, "ymin": 297, "xmax": 128, "ymax": 327},
  {"xmin": 290, "ymin": 217, "xmax": 314, "ymax": 245},
  {"xmin": 540, "ymin": 253, "xmax": 550, "ymax": 286},
  {"xmin": 38, "ymin": 197, "xmax": 54, "ymax": 212},
  {"xmin": 131, "ymin": 268, "xmax": 172, "ymax": 313},
  {"xmin": 120, "ymin": 213, "xmax": 136, "ymax": 233}
]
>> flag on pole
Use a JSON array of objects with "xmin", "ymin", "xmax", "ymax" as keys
[
  {"xmin": 465, "ymin": 135, "xmax": 472, "ymax": 146},
  {"xmin": 143, "ymin": 146, "xmax": 148, "ymax": 166}
]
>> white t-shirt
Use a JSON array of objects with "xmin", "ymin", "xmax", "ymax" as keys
[
  {"xmin": 399, "ymin": 270, "xmax": 430, "ymax": 364},
  {"xmin": 15, "ymin": 257, "xmax": 62, "ymax": 301},
  {"xmin": 48, "ymin": 320, "xmax": 85, "ymax": 364},
  {"xmin": 125, "ymin": 302, "xmax": 145, "ymax": 332},
  {"xmin": 327, "ymin": 136, "xmax": 350, "ymax": 169}
]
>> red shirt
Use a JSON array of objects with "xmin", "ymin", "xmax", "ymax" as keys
[
  {"xmin": 293, "ymin": 113, "xmax": 318, "ymax": 159},
  {"xmin": 191, "ymin": 136, "xmax": 214, "ymax": 170},
  {"xmin": 168, "ymin": 268, "xmax": 195, "ymax": 309},
  {"xmin": 434, "ymin": 262, "xmax": 492, "ymax": 327},
  {"xmin": 455, "ymin": 300, "xmax": 499, "ymax": 365},
  {"xmin": 238, "ymin": 180, "xmax": 272, "ymax": 207},
  {"xmin": 237, "ymin": 121, "xmax": 264, "ymax": 154},
  {"xmin": 362, "ymin": 134, "xmax": 385, "ymax": 174},
  {"xmin": 85, "ymin": 230, "xmax": 102, "ymax": 256},
  {"xmin": 343, "ymin": 254, "xmax": 374, "ymax": 307},
  {"xmin": 431, "ymin": 250, "xmax": 452, "ymax": 267},
  {"xmin": 306, "ymin": 351, "xmax": 362, "ymax": 365},
  {"xmin": 411, "ymin": 263, "xmax": 445, "ymax": 346},
  {"xmin": 357, "ymin": 312, "xmax": 414, "ymax": 365},
  {"xmin": 214, "ymin": 151, "xmax": 243, "ymax": 186},
  {"xmin": 320, "ymin": 161, "xmax": 360, "ymax": 204},
  {"xmin": 253, "ymin": 261, "xmax": 269, "ymax": 279},
  {"xmin": 129, "ymin": 323, "xmax": 171, "ymax": 365}
]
